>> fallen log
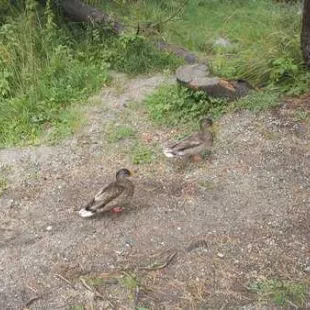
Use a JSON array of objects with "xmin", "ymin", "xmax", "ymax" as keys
[
  {"xmin": 27, "ymin": 0, "xmax": 124, "ymax": 34},
  {"xmin": 61, "ymin": 0, "xmax": 123, "ymax": 34}
]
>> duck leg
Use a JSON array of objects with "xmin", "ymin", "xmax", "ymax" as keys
[
  {"xmin": 191, "ymin": 154, "xmax": 203, "ymax": 162},
  {"xmin": 111, "ymin": 207, "xmax": 124, "ymax": 214}
]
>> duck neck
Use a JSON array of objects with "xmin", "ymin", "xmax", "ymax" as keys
[
  {"xmin": 116, "ymin": 177, "xmax": 130, "ymax": 185},
  {"xmin": 201, "ymin": 125, "xmax": 210, "ymax": 135}
]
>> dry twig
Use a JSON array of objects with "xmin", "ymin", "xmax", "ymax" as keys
[
  {"xmin": 24, "ymin": 296, "xmax": 41, "ymax": 308},
  {"xmin": 138, "ymin": 252, "xmax": 177, "ymax": 271},
  {"xmin": 80, "ymin": 277, "xmax": 105, "ymax": 300}
]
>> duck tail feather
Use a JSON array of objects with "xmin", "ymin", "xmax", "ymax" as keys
[
  {"xmin": 79, "ymin": 208, "xmax": 95, "ymax": 218},
  {"xmin": 163, "ymin": 148, "xmax": 177, "ymax": 158}
]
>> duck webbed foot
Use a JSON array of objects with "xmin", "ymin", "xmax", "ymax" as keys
[{"xmin": 111, "ymin": 207, "xmax": 124, "ymax": 214}]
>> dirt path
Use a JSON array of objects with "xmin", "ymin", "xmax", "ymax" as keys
[{"xmin": 0, "ymin": 73, "xmax": 309, "ymax": 309}]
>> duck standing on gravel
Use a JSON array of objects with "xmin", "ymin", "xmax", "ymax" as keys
[
  {"xmin": 78, "ymin": 169, "xmax": 135, "ymax": 218},
  {"xmin": 163, "ymin": 117, "xmax": 214, "ymax": 160}
]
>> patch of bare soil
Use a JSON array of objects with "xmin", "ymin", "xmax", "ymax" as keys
[{"xmin": 0, "ymin": 74, "xmax": 309, "ymax": 309}]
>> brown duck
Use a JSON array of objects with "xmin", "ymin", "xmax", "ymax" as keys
[
  {"xmin": 163, "ymin": 118, "xmax": 213, "ymax": 158},
  {"xmin": 79, "ymin": 169, "xmax": 134, "ymax": 218}
]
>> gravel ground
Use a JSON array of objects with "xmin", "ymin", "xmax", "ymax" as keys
[{"xmin": 0, "ymin": 74, "xmax": 309, "ymax": 309}]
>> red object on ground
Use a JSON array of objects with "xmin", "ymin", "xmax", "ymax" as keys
[{"xmin": 111, "ymin": 207, "xmax": 123, "ymax": 214}]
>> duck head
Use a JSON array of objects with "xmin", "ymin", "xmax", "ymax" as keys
[
  {"xmin": 116, "ymin": 168, "xmax": 133, "ymax": 181},
  {"xmin": 200, "ymin": 117, "xmax": 213, "ymax": 130}
]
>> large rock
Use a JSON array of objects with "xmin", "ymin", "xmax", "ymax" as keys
[
  {"xmin": 214, "ymin": 37, "xmax": 232, "ymax": 48},
  {"xmin": 176, "ymin": 64, "xmax": 254, "ymax": 100}
]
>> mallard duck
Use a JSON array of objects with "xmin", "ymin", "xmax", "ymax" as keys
[
  {"xmin": 163, "ymin": 118, "xmax": 213, "ymax": 158},
  {"xmin": 78, "ymin": 169, "xmax": 134, "ymax": 218}
]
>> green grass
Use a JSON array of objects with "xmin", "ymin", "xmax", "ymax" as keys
[
  {"xmin": 120, "ymin": 273, "xmax": 139, "ymax": 291},
  {"xmin": 103, "ymin": 34, "xmax": 182, "ymax": 75},
  {"xmin": 294, "ymin": 108, "xmax": 310, "ymax": 122},
  {"xmin": 145, "ymin": 84, "xmax": 228, "ymax": 126},
  {"xmin": 98, "ymin": 0, "xmax": 307, "ymax": 93},
  {"xmin": 131, "ymin": 143, "xmax": 154, "ymax": 165},
  {"xmin": 0, "ymin": 176, "xmax": 7, "ymax": 196},
  {"xmin": 84, "ymin": 276, "xmax": 106, "ymax": 288},
  {"xmin": 0, "ymin": 2, "xmax": 180, "ymax": 148},
  {"xmin": 248, "ymin": 278, "xmax": 307, "ymax": 307},
  {"xmin": 233, "ymin": 90, "xmax": 281, "ymax": 112},
  {"xmin": 1, "ymin": 0, "xmax": 307, "ymax": 148},
  {"xmin": 106, "ymin": 124, "xmax": 136, "ymax": 143},
  {"xmin": 145, "ymin": 82, "xmax": 282, "ymax": 126},
  {"xmin": 0, "ymin": 2, "xmax": 109, "ymax": 147},
  {"xmin": 69, "ymin": 305, "xmax": 84, "ymax": 310}
]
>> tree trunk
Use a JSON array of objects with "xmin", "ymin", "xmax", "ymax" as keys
[
  {"xmin": 301, "ymin": 0, "xmax": 310, "ymax": 67},
  {"xmin": 61, "ymin": 0, "xmax": 123, "ymax": 34},
  {"xmin": 29, "ymin": 0, "xmax": 123, "ymax": 34}
]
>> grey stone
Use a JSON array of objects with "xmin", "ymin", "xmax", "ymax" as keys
[{"xmin": 214, "ymin": 37, "xmax": 232, "ymax": 48}]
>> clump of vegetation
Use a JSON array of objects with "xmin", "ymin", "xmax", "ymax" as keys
[
  {"xmin": 107, "ymin": 124, "xmax": 136, "ymax": 143},
  {"xmin": 104, "ymin": 0, "xmax": 308, "ymax": 94},
  {"xmin": 0, "ymin": 176, "xmax": 7, "ymax": 196},
  {"xmin": 0, "ymin": 1, "xmax": 109, "ymax": 147},
  {"xmin": 145, "ymin": 84, "xmax": 227, "ymax": 125},
  {"xmin": 248, "ymin": 278, "xmax": 306, "ymax": 307},
  {"xmin": 131, "ymin": 143, "xmax": 154, "ymax": 164},
  {"xmin": 294, "ymin": 108, "xmax": 310, "ymax": 122},
  {"xmin": 1, "ymin": 0, "xmax": 309, "ymax": 148},
  {"xmin": 0, "ymin": 0, "xmax": 180, "ymax": 148},
  {"xmin": 104, "ymin": 34, "xmax": 182, "ymax": 75},
  {"xmin": 234, "ymin": 90, "xmax": 280, "ymax": 112}
]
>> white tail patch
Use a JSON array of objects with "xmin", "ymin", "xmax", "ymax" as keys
[
  {"xmin": 163, "ymin": 148, "xmax": 176, "ymax": 158},
  {"xmin": 79, "ymin": 208, "xmax": 95, "ymax": 218}
]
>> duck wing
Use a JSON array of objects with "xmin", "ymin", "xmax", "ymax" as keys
[
  {"xmin": 90, "ymin": 182, "xmax": 128, "ymax": 211},
  {"xmin": 164, "ymin": 132, "xmax": 205, "ymax": 157},
  {"xmin": 78, "ymin": 182, "xmax": 127, "ymax": 218}
]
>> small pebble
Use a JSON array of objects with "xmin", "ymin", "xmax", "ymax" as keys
[
  {"xmin": 46, "ymin": 226, "xmax": 53, "ymax": 231},
  {"xmin": 217, "ymin": 253, "xmax": 224, "ymax": 258},
  {"xmin": 304, "ymin": 266, "xmax": 310, "ymax": 273}
]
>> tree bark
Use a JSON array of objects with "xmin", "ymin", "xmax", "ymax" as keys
[
  {"xmin": 60, "ymin": 0, "xmax": 123, "ymax": 34},
  {"xmin": 29, "ymin": 0, "xmax": 123, "ymax": 34},
  {"xmin": 301, "ymin": 0, "xmax": 310, "ymax": 67}
]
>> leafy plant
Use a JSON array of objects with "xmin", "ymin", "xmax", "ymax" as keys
[
  {"xmin": 0, "ymin": 176, "xmax": 7, "ymax": 196},
  {"xmin": 103, "ymin": 34, "xmax": 181, "ymax": 75},
  {"xmin": 294, "ymin": 108, "xmax": 310, "ymax": 122},
  {"xmin": 131, "ymin": 143, "xmax": 154, "ymax": 164},
  {"xmin": 120, "ymin": 273, "xmax": 139, "ymax": 290},
  {"xmin": 234, "ymin": 90, "xmax": 280, "ymax": 112},
  {"xmin": 145, "ymin": 84, "xmax": 227, "ymax": 125},
  {"xmin": 107, "ymin": 125, "xmax": 136, "ymax": 143},
  {"xmin": 248, "ymin": 278, "xmax": 306, "ymax": 307}
]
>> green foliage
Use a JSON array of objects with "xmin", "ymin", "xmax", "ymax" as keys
[
  {"xmin": 294, "ymin": 108, "xmax": 310, "ymax": 122},
  {"xmin": 0, "ymin": 1, "xmax": 179, "ymax": 148},
  {"xmin": 103, "ymin": 34, "xmax": 182, "ymax": 75},
  {"xmin": 107, "ymin": 124, "xmax": 136, "ymax": 143},
  {"xmin": 85, "ymin": 276, "xmax": 106, "ymax": 287},
  {"xmin": 69, "ymin": 305, "xmax": 84, "ymax": 310},
  {"xmin": 145, "ymin": 84, "xmax": 227, "ymax": 125},
  {"xmin": 104, "ymin": 0, "xmax": 307, "ymax": 95},
  {"xmin": 248, "ymin": 278, "xmax": 306, "ymax": 307},
  {"xmin": 131, "ymin": 143, "xmax": 154, "ymax": 164},
  {"xmin": 120, "ymin": 273, "xmax": 139, "ymax": 290},
  {"xmin": 0, "ymin": 176, "xmax": 7, "ymax": 197},
  {"xmin": 195, "ymin": 1, "xmax": 307, "ymax": 93},
  {"xmin": 0, "ymin": 1, "xmax": 109, "ymax": 147},
  {"xmin": 234, "ymin": 90, "xmax": 280, "ymax": 112}
]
